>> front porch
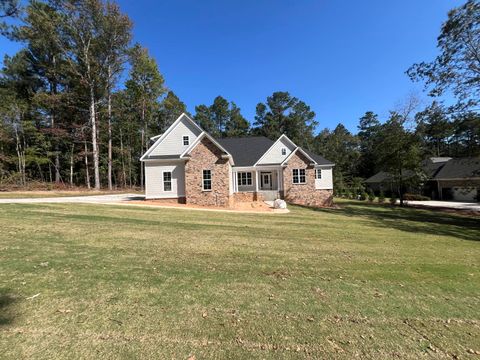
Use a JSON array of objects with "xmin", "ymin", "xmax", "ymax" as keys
[{"xmin": 232, "ymin": 167, "xmax": 283, "ymax": 201}]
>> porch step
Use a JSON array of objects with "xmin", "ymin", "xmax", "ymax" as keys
[{"xmin": 260, "ymin": 191, "xmax": 281, "ymax": 201}]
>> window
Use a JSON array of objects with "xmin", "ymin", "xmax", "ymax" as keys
[
  {"xmin": 202, "ymin": 170, "xmax": 212, "ymax": 191},
  {"xmin": 281, "ymin": 148, "xmax": 287, "ymax": 156},
  {"xmin": 292, "ymin": 169, "xmax": 306, "ymax": 184},
  {"xmin": 183, "ymin": 136, "xmax": 189, "ymax": 146},
  {"xmin": 315, "ymin": 169, "xmax": 322, "ymax": 179},
  {"xmin": 163, "ymin": 171, "xmax": 172, "ymax": 191},
  {"xmin": 237, "ymin": 172, "xmax": 252, "ymax": 186}
]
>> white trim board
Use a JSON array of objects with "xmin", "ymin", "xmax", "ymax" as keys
[
  {"xmin": 140, "ymin": 113, "xmax": 204, "ymax": 161},
  {"xmin": 254, "ymin": 134, "xmax": 297, "ymax": 166}
]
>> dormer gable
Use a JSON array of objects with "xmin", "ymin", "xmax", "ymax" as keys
[
  {"xmin": 141, "ymin": 113, "xmax": 203, "ymax": 161},
  {"xmin": 255, "ymin": 134, "xmax": 297, "ymax": 166}
]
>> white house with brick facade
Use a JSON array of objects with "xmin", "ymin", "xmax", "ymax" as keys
[{"xmin": 140, "ymin": 113, "xmax": 334, "ymax": 208}]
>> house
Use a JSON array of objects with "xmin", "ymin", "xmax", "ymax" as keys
[
  {"xmin": 140, "ymin": 113, "xmax": 334, "ymax": 208},
  {"xmin": 365, "ymin": 157, "xmax": 480, "ymax": 202}
]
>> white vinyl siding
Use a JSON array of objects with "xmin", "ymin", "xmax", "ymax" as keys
[
  {"xmin": 257, "ymin": 137, "xmax": 296, "ymax": 165},
  {"xmin": 315, "ymin": 167, "xmax": 333, "ymax": 189},
  {"xmin": 150, "ymin": 116, "xmax": 202, "ymax": 156},
  {"xmin": 145, "ymin": 162, "xmax": 185, "ymax": 199}
]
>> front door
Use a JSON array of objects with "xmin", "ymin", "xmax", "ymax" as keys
[{"xmin": 261, "ymin": 172, "xmax": 272, "ymax": 190}]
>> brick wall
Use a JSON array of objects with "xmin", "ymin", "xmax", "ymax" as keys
[
  {"xmin": 184, "ymin": 137, "xmax": 232, "ymax": 207},
  {"xmin": 282, "ymin": 151, "xmax": 333, "ymax": 207},
  {"xmin": 233, "ymin": 192, "xmax": 265, "ymax": 202}
]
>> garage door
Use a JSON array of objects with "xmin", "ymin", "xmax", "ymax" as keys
[{"xmin": 452, "ymin": 187, "xmax": 478, "ymax": 202}]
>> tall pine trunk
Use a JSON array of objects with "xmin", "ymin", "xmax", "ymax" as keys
[
  {"xmin": 107, "ymin": 66, "xmax": 113, "ymax": 190},
  {"xmin": 140, "ymin": 100, "xmax": 145, "ymax": 191},
  {"xmin": 51, "ymin": 67, "xmax": 60, "ymax": 184},
  {"xmin": 53, "ymin": 111, "xmax": 61, "ymax": 184},
  {"xmin": 70, "ymin": 143, "xmax": 74, "ymax": 187},
  {"xmin": 120, "ymin": 128, "xmax": 126, "ymax": 188},
  {"xmin": 89, "ymin": 85, "xmax": 101, "ymax": 190},
  {"xmin": 84, "ymin": 138, "xmax": 91, "ymax": 190}
]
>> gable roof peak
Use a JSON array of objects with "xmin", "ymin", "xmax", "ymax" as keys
[{"xmin": 140, "ymin": 113, "xmax": 203, "ymax": 161}]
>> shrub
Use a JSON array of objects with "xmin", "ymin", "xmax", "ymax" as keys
[
  {"xmin": 344, "ymin": 189, "xmax": 351, "ymax": 199},
  {"xmin": 389, "ymin": 196, "xmax": 397, "ymax": 205},
  {"xmin": 359, "ymin": 192, "xmax": 368, "ymax": 201},
  {"xmin": 368, "ymin": 189, "xmax": 375, "ymax": 202},
  {"xmin": 403, "ymin": 193, "xmax": 431, "ymax": 201},
  {"xmin": 378, "ymin": 191, "xmax": 385, "ymax": 203}
]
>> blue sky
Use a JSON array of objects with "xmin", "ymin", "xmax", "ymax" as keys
[{"xmin": 0, "ymin": 0, "xmax": 462, "ymax": 132}]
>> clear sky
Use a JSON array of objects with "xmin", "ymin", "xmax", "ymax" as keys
[{"xmin": 0, "ymin": 0, "xmax": 463, "ymax": 132}]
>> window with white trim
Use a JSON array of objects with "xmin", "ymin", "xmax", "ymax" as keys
[
  {"xmin": 237, "ymin": 172, "xmax": 252, "ymax": 186},
  {"xmin": 315, "ymin": 169, "xmax": 322, "ymax": 179},
  {"xmin": 163, "ymin": 171, "xmax": 172, "ymax": 191},
  {"xmin": 281, "ymin": 148, "xmax": 287, "ymax": 156},
  {"xmin": 202, "ymin": 170, "xmax": 212, "ymax": 191},
  {"xmin": 292, "ymin": 169, "xmax": 306, "ymax": 184},
  {"xmin": 183, "ymin": 135, "xmax": 189, "ymax": 146}
]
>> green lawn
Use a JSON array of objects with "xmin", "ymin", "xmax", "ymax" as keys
[
  {"xmin": 0, "ymin": 200, "xmax": 479, "ymax": 359},
  {"xmin": 0, "ymin": 190, "xmax": 137, "ymax": 199}
]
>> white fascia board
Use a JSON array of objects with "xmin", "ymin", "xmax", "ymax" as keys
[
  {"xmin": 296, "ymin": 147, "xmax": 317, "ymax": 164},
  {"xmin": 140, "ymin": 113, "xmax": 204, "ymax": 161},
  {"xmin": 280, "ymin": 147, "xmax": 317, "ymax": 166},
  {"xmin": 314, "ymin": 164, "xmax": 336, "ymax": 168},
  {"xmin": 233, "ymin": 165, "xmax": 281, "ymax": 171},
  {"xmin": 141, "ymin": 158, "xmax": 184, "ymax": 163},
  {"xmin": 280, "ymin": 147, "xmax": 298, "ymax": 166},
  {"xmin": 180, "ymin": 131, "xmax": 205, "ymax": 158},
  {"xmin": 253, "ymin": 134, "xmax": 297, "ymax": 166},
  {"xmin": 150, "ymin": 134, "xmax": 162, "ymax": 141},
  {"xmin": 180, "ymin": 132, "xmax": 235, "ymax": 165}
]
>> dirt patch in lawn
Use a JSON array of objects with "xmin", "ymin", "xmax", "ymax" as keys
[{"xmin": 127, "ymin": 199, "xmax": 276, "ymax": 213}]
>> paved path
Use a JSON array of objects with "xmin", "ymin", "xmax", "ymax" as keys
[
  {"xmin": 406, "ymin": 200, "xmax": 480, "ymax": 211},
  {"xmin": 0, "ymin": 193, "xmax": 142, "ymax": 204}
]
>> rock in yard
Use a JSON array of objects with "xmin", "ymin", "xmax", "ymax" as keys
[{"xmin": 274, "ymin": 199, "xmax": 287, "ymax": 209}]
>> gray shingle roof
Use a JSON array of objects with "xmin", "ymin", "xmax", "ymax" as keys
[
  {"xmin": 365, "ymin": 157, "xmax": 480, "ymax": 183},
  {"xmin": 433, "ymin": 157, "xmax": 480, "ymax": 180},
  {"xmin": 216, "ymin": 137, "xmax": 274, "ymax": 166},
  {"xmin": 216, "ymin": 136, "xmax": 333, "ymax": 167},
  {"xmin": 303, "ymin": 148, "xmax": 335, "ymax": 166}
]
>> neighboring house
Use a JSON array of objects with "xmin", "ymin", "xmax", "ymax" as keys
[
  {"xmin": 140, "ymin": 113, "xmax": 334, "ymax": 208},
  {"xmin": 365, "ymin": 157, "xmax": 480, "ymax": 202}
]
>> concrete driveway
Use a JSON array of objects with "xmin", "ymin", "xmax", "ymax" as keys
[
  {"xmin": 405, "ymin": 200, "xmax": 480, "ymax": 211},
  {"xmin": 0, "ymin": 193, "xmax": 143, "ymax": 204}
]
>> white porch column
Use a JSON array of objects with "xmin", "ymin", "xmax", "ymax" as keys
[
  {"xmin": 277, "ymin": 169, "xmax": 280, "ymax": 191},
  {"xmin": 255, "ymin": 170, "xmax": 259, "ymax": 192},
  {"xmin": 233, "ymin": 171, "xmax": 237, "ymax": 192}
]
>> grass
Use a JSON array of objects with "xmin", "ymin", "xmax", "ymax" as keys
[
  {"xmin": 0, "ymin": 190, "xmax": 138, "ymax": 199},
  {"xmin": 0, "ymin": 199, "xmax": 479, "ymax": 359}
]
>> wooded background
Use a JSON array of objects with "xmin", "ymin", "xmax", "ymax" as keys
[{"xmin": 0, "ymin": 0, "xmax": 479, "ymax": 194}]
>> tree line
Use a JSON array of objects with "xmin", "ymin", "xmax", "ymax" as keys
[{"xmin": 0, "ymin": 0, "xmax": 479, "ymax": 196}]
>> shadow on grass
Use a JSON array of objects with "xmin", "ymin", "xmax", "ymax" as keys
[
  {"xmin": 314, "ymin": 201, "xmax": 480, "ymax": 242},
  {"xmin": 0, "ymin": 289, "xmax": 17, "ymax": 326}
]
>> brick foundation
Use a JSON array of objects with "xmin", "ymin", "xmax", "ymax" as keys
[
  {"xmin": 144, "ymin": 197, "xmax": 186, "ymax": 204},
  {"xmin": 233, "ymin": 192, "xmax": 265, "ymax": 202},
  {"xmin": 282, "ymin": 151, "xmax": 334, "ymax": 208},
  {"xmin": 184, "ymin": 137, "xmax": 232, "ymax": 207}
]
